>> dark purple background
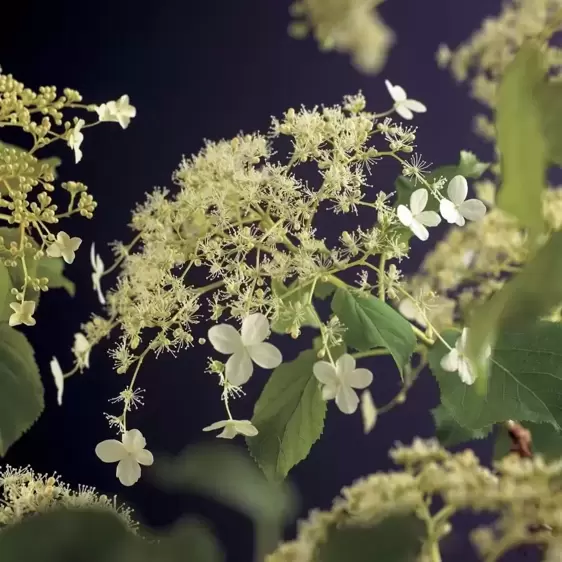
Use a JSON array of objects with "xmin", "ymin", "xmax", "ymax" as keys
[{"xmin": 2, "ymin": 1, "xmax": 533, "ymax": 561}]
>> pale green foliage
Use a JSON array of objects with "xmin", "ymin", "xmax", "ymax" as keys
[{"xmin": 289, "ymin": 0, "xmax": 394, "ymax": 73}]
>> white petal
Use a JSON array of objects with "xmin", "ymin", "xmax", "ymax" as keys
[
  {"xmin": 202, "ymin": 420, "xmax": 228, "ymax": 432},
  {"xmin": 95, "ymin": 440, "xmax": 127, "ymax": 463},
  {"xmin": 225, "ymin": 350, "xmax": 254, "ymax": 386},
  {"xmin": 50, "ymin": 357, "xmax": 64, "ymax": 406},
  {"xmin": 439, "ymin": 199, "xmax": 461, "ymax": 224},
  {"xmin": 46, "ymin": 244, "xmax": 62, "ymax": 259},
  {"xmin": 409, "ymin": 219, "xmax": 429, "ymax": 241},
  {"xmin": 217, "ymin": 425, "xmax": 238, "ymax": 439},
  {"xmin": 361, "ymin": 390, "xmax": 377, "ymax": 434},
  {"xmin": 122, "ymin": 429, "xmax": 146, "ymax": 453},
  {"xmin": 321, "ymin": 384, "xmax": 338, "ymax": 400},
  {"xmin": 135, "ymin": 449, "xmax": 154, "ymax": 466},
  {"xmin": 395, "ymin": 104, "xmax": 414, "ymax": 120},
  {"xmin": 447, "ymin": 175, "xmax": 468, "ymax": 205},
  {"xmin": 404, "ymin": 99, "xmax": 427, "ymax": 113},
  {"xmin": 246, "ymin": 342, "xmax": 282, "ymax": 369},
  {"xmin": 458, "ymin": 199, "xmax": 487, "ymax": 221},
  {"xmin": 397, "ymin": 205, "xmax": 413, "ymax": 227},
  {"xmin": 90, "ymin": 243, "xmax": 97, "ymax": 269},
  {"xmin": 416, "ymin": 210, "xmax": 441, "ymax": 227},
  {"xmin": 344, "ymin": 368, "xmax": 373, "ymax": 389},
  {"xmin": 440, "ymin": 349, "xmax": 459, "ymax": 372},
  {"xmin": 233, "ymin": 420, "xmax": 258, "ymax": 437},
  {"xmin": 410, "ymin": 188, "xmax": 428, "ymax": 215},
  {"xmin": 313, "ymin": 361, "xmax": 338, "ymax": 386},
  {"xmin": 240, "ymin": 313, "xmax": 270, "ymax": 345},
  {"xmin": 385, "ymin": 80, "xmax": 406, "ymax": 102},
  {"xmin": 335, "ymin": 354, "xmax": 356, "ymax": 377},
  {"xmin": 116, "ymin": 457, "xmax": 141, "ymax": 486},
  {"xmin": 208, "ymin": 324, "xmax": 243, "ymax": 354},
  {"xmin": 335, "ymin": 385, "xmax": 360, "ymax": 414},
  {"xmin": 458, "ymin": 359, "xmax": 476, "ymax": 385},
  {"xmin": 459, "ymin": 328, "xmax": 469, "ymax": 349}
]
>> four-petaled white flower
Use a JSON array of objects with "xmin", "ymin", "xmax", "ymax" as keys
[
  {"xmin": 397, "ymin": 188, "xmax": 441, "ymax": 241},
  {"xmin": 90, "ymin": 243, "xmax": 106, "ymax": 304},
  {"xmin": 67, "ymin": 119, "xmax": 85, "ymax": 163},
  {"xmin": 207, "ymin": 313, "xmax": 282, "ymax": 386},
  {"xmin": 439, "ymin": 175, "xmax": 487, "ymax": 226},
  {"xmin": 50, "ymin": 356, "xmax": 64, "ymax": 406},
  {"xmin": 46, "ymin": 231, "xmax": 82, "ymax": 264},
  {"xmin": 72, "ymin": 332, "xmax": 91, "ymax": 371},
  {"xmin": 202, "ymin": 419, "xmax": 258, "ymax": 439},
  {"xmin": 440, "ymin": 328, "xmax": 492, "ymax": 385},
  {"xmin": 313, "ymin": 354, "xmax": 373, "ymax": 414},
  {"xmin": 95, "ymin": 429, "xmax": 154, "ymax": 487},
  {"xmin": 96, "ymin": 95, "xmax": 137, "ymax": 129},
  {"xmin": 385, "ymin": 80, "xmax": 427, "ymax": 120},
  {"xmin": 9, "ymin": 300, "xmax": 36, "ymax": 327}
]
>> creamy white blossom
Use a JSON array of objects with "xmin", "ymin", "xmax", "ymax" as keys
[
  {"xmin": 46, "ymin": 231, "xmax": 82, "ymax": 264},
  {"xmin": 439, "ymin": 175, "xmax": 487, "ymax": 226},
  {"xmin": 8, "ymin": 301, "xmax": 36, "ymax": 327},
  {"xmin": 202, "ymin": 419, "xmax": 258, "ymax": 439},
  {"xmin": 95, "ymin": 429, "xmax": 153, "ymax": 487},
  {"xmin": 397, "ymin": 188, "xmax": 441, "ymax": 241},
  {"xmin": 385, "ymin": 80, "xmax": 427, "ymax": 120},
  {"xmin": 440, "ymin": 328, "xmax": 492, "ymax": 385},
  {"xmin": 90, "ymin": 243, "xmax": 106, "ymax": 305},
  {"xmin": 207, "ymin": 313, "xmax": 282, "ymax": 386},
  {"xmin": 72, "ymin": 332, "xmax": 91, "ymax": 371},
  {"xmin": 50, "ymin": 357, "xmax": 64, "ymax": 406},
  {"xmin": 313, "ymin": 354, "xmax": 373, "ymax": 414},
  {"xmin": 96, "ymin": 95, "xmax": 136, "ymax": 129},
  {"xmin": 67, "ymin": 119, "xmax": 85, "ymax": 163}
]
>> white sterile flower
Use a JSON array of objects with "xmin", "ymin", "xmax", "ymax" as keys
[
  {"xmin": 67, "ymin": 119, "xmax": 85, "ymax": 163},
  {"xmin": 96, "ymin": 95, "xmax": 136, "ymax": 129},
  {"xmin": 439, "ymin": 175, "xmax": 487, "ymax": 226},
  {"xmin": 207, "ymin": 313, "xmax": 282, "ymax": 386},
  {"xmin": 46, "ymin": 231, "xmax": 82, "ymax": 264},
  {"xmin": 95, "ymin": 429, "xmax": 153, "ymax": 487},
  {"xmin": 360, "ymin": 390, "xmax": 377, "ymax": 434},
  {"xmin": 202, "ymin": 419, "xmax": 258, "ymax": 439},
  {"xmin": 440, "ymin": 328, "xmax": 492, "ymax": 385},
  {"xmin": 397, "ymin": 188, "xmax": 441, "ymax": 241},
  {"xmin": 8, "ymin": 300, "xmax": 36, "ymax": 327},
  {"xmin": 50, "ymin": 357, "xmax": 64, "ymax": 406},
  {"xmin": 385, "ymin": 80, "xmax": 427, "ymax": 120},
  {"xmin": 313, "ymin": 354, "xmax": 373, "ymax": 414},
  {"xmin": 72, "ymin": 332, "xmax": 91, "ymax": 371},
  {"xmin": 398, "ymin": 297, "xmax": 427, "ymax": 327},
  {"xmin": 90, "ymin": 243, "xmax": 106, "ymax": 305}
]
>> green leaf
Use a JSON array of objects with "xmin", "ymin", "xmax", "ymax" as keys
[
  {"xmin": 270, "ymin": 279, "xmax": 321, "ymax": 334},
  {"xmin": 314, "ymin": 280, "xmax": 336, "ymax": 300},
  {"xmin": 466, "ymin": 232, "xmax": 562, "ymax": 391},
  {"xmin": 0, "ymin": 261, "xmax": 12, "ymax": 322},
  {"xmin": 431, "ymin": 405, "xmax": 492, "ymax": 447},
  {"xmin": 247, "ymin": 349, "xmax": 326, "ymax": 481},
  {"xmin": 154, "ymin": 444, "xmax": 295, "ymax": 560},
  {"xmin": 457, "ymin": 150, "xmax": 489, "ymax": 178},
  {"xmin": 429, "ymin": 324, "xmax": 562, "ymax": 431},
  {"xmin": 537, "ymin": 81, "xmax": 562, "ymax": 166},
  {"xmin": 0, "ymin": 508, "xmax": 135, "ymax": 562},
  {"xmin": 318, "ymin": 515, "xmax": 424, "ymax": 562},
  {"xmin": 496, "ymin": 41, "xmax": 547, "ymax": 235},
  {"xmin": 494, "ymin": 421, "xmax": 562, "ymax": 461},
  {"xmin": 0, "ymin": 324, "xmax": 44, "ymax": 455},
  {"xmin": 37, "ymin": 256, "xmax": 76, "ymax": 296},
  {"xmin": 331, "ymin": 287, "xmax": 415, "ymax": 375}
]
